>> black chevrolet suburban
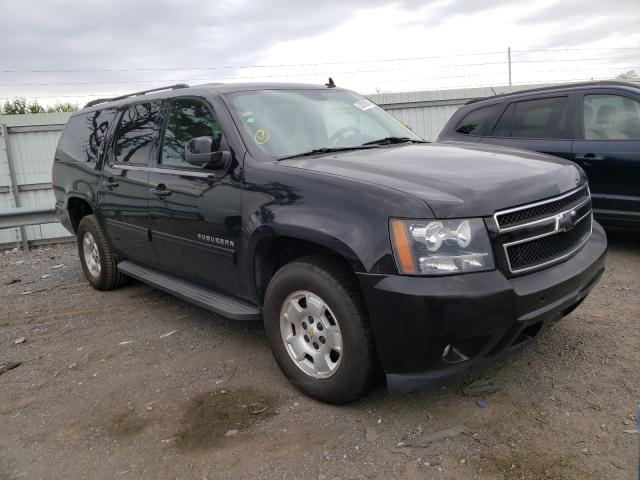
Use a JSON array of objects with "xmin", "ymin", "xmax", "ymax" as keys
[
  {"xmin": 52, "ymin": 82, "xmax": 607, "ymax": 404},
  {"xmin": 437, "ymin": 81, "xmax": 640, "ymax": 228}
]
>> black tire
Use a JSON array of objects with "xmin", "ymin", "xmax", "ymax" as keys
[
  {"xmin": 263, "ymin": 255, "xmax": 379, "ymax": 404},
  {"xmin": 76, "ymin": 214, "xmax": 127, "ymax": 291}
]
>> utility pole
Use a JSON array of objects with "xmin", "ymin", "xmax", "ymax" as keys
[{"xmin": 508, "ymin": 47, "xmax": 512, "ymax": 86}]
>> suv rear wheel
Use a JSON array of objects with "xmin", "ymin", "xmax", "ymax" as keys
[
  {"xmin": 77, "ymin": 215, "xmax": 127, "ymax": 291},
  {"xmin": 263, "ymin": 255, "xmax": 379, "ymax": 404}
]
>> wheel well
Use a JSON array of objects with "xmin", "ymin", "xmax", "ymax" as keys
[
  {"xmin": 67, "ymin": 197, "xmax": 94, "ymax": 233},
  {"xmin": 254, "ymin": 236, "xmax": 357, "ymax": 301}
]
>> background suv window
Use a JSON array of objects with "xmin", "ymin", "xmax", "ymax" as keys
[
  {"xmin": 114, "ymin": 102, "xmax": 163, "ymax": 165},
  {"xmin": 161, "ymin": 98, "xmax": 222, "ymax": 168},
  {"xmin": 454, "ymin": 105, "xmax": 498, "ymax": 135},
  {"xmin": 583, "ymin": 94, "xmax": 640, "ymax": 140},
  {"xmin": 491, "ymin": 97, "xmax": 569, "ymax": 139}
]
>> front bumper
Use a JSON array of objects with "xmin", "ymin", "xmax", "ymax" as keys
[{"xmin": 357, "ymin": 222, "xmax": 607, "ymax": 394}]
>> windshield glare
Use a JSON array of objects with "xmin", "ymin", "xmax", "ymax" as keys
[{"xmin": 227, "ymin": 89, "xmax": 422, "ymax": 159}]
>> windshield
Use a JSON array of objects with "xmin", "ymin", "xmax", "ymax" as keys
[{"xmin": 226, "ymin": 89, "xmax": 422, "ymax": 159}]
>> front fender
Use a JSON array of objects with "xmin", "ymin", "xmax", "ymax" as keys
[
  {"xmin": 248, "ymin": 223, "xmax": 366, "ymax": 271},
  {"xmin": 240, "ymin": 157, "xmax": 432, "ymax": 304}
]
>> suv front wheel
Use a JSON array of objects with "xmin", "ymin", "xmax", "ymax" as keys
[
  {"xmin": 263, "ymin": 255, "xmax": 379, "ymax": 404},
  {"xmin": 77, "ymin": 215, "xmax": 127, "ymax": 291}
]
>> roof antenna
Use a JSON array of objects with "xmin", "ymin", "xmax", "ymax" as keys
[{"xmin": 325, "ymin": 77, "xmax": 336, "ymax": 88}]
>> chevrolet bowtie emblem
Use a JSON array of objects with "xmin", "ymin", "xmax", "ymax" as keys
[{"xmin": 555, "ymin": 210, "xmax": 577, "ymax": 232}]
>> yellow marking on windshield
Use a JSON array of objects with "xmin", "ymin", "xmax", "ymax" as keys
[{"xmin": 254, "ymin": 129, "xmax": 270, "ymax": 145}]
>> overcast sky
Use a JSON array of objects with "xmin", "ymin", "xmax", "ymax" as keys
[{"xmin": 1, "ymin": 0, "xmax": 639, "ymax": 106}]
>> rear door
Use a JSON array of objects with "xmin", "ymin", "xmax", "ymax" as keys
[
  {"xmin": 148, "ymin": 96, "xmax": 242, "ymax": 295},
  {"xmin": 481, "ymin": 95, "xmax": 574, "ymax": 161},
  {"xmin": 572, "ymin": 91, "xmax": 640, "ymax": 225},
  {"xmin": 98, "ymin": 101, "xmax": 164, "ymax": 265}
]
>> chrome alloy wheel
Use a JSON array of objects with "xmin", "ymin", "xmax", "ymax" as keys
[
  {"xmin": 279, "ymin": 290, "xmax": 343, "ymax": 379},
  {"xmin": 82, "ymin": 232, "xmax": 101, "ymax": 279}
]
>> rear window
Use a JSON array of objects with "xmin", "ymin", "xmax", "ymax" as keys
[
  {"xmin": 491, "ymin": 97, "xmax": 569, "ymax": 139},
  {"xmin": 454, "ymin": 105, "xmax": 498, "ymax": 136},
  {"xmin": 56, "ymin": 109, "xmax": 116, "ymax": 165}
]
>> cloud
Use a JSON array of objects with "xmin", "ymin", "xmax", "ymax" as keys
[{"xmin": 0, "ymin": 0, "xmax": 638, "ymax": 102}]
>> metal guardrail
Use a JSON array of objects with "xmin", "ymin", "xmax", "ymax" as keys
[{"xmin": 0, "ymin": 205, "xmax": 57, "ymax": 229}]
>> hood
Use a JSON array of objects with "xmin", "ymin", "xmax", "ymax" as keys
[{"xmin": 278, "ymin": 142, "xmax": 585, "ymax": 218}]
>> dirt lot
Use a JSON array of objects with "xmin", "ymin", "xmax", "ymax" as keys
[{"xmin": 1, "ymin": 231, "xmax": 638, "ymax": 480}]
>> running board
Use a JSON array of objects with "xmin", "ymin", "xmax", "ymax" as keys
[{"xmin": 117, "ymin": 261, "xmax": 261, "ymax": 321}]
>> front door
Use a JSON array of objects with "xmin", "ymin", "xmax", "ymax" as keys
[
  {"xmin": 98, "ymin": 101, "xmax": 164, "ymax": 265},
  {"xmin": 572, "ymin": 92, "xmax": 640, "ymax": 224},
  {"xmin": 148, "ymin": 97, "xmax": 242, "ymax": 295}
]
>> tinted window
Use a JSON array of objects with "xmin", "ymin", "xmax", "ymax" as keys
[
  {"xmin": 455, "ymin": 105, "xmax": 498, "ymax": 135},
  {"xmin": 583, "ymin": 94, "xmax": 640, "ymax": 140},
  {"xmin": 492, "ymin": 97, "xmax": 569, "ymax": 139},
  {"xmin": 114, "ymin": 102, "xmax": 163, "ymax": 165},
  {"xmin": 161, "ymin": 98, "xmax": 222, "ymax": 168},
  {"xmin": 57, "ymin": 109, "xmax": 116, "ymax": 165}
]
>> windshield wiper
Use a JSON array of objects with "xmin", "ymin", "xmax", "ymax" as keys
[
  {"xmin": 361, "ymin": 136, "xmax": 429, "ymax": 146},
  {"xmin": 277, "ymin": 145, "xmax": 376, "ymax": 161}
]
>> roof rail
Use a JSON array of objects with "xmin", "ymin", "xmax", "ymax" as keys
[
  {"xmin": 84, "ymin": 83, "xmax": 189, "ymax": 108},
  {"xmin": 464, "ymin": 80, "xmax": 639, "ymax": 105}
]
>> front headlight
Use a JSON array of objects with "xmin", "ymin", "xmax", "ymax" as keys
[{"xmin": 390, "ymin": 218, "xmax": 494, "ymax": 275}]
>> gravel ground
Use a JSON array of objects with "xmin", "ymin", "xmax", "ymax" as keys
[{"xmin": 0, "ymin": 230, "xmax": 638, "ymax": 480}]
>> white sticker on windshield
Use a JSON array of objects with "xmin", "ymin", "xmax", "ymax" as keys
[{"xmin": 353, "ymin": 99, "xmax": 375, "ymax": 111}]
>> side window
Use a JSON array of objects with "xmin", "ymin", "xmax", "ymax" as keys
[
  {"xmin": 492, "ymin": 103, "xmax": 515, "ymax": 137},
  {"xmin": 583, "ymin": 94, "xmax": 640, "ymax": 140},
  {"xmin": 161, "ymin": 98, "xmax": 222, "ymax": 168},
  {"xmin": 492, "ymin": 97, "xmax": 569, "ymax": 139},
  {"xmin": 57, "ymin": 109, "xmax": 116, "ymax": 165},
  {"xmin": 114, "ymin": 102, "xmax": 163, "ymax": 165},
  {"xmin": 454, "ymin": 105, "xmax": 498, "ymax": 135}
]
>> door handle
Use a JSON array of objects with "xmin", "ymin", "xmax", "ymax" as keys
[
  {"xmin": 574, "ymin": 153, "xmax": 605, "ymax": 162},
  {"xmin": 103, "ymin": 177, "xmax": 119, "ymax": 189},
  {"xmin": 151, "ymin": 185, "xmax": 172, "ymax": 197}
]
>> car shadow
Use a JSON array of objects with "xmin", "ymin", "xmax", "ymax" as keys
[{"xmin": 603, "ymin": 226, "xmax": 640, "ymax": 253}]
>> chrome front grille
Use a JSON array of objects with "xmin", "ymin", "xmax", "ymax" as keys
[
  {"xmin": 495, "ymin": 185, "xmax": 590, "ymax": 231},
  {"xmin": 494, "ymin": 185, "xmax": 593, "ymax": 274}
]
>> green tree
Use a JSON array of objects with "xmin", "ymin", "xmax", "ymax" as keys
[
  {"xmin": 2, "ymin": 98, "xmax": 29, "ymax": 114},
  {"xmin": 1, "ymin": 97, "xmax": 78, "ymax": 115},
  {"xmin": 46, "ymin": 101, "xmax": 79, "ymax": 113}
]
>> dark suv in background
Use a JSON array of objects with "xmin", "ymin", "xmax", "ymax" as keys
[
  {"xmin": 437, "ymin": 81, "xmax": 640, "ymax": 228},
  {"xmin": 53, "ymin": 82, "xmax": 606, "ymax": 404}
]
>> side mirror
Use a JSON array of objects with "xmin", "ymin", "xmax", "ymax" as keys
[
  {"xmin": 185, "ymin": 136, "xmax": 231, "ymax": 171},
  {"xmin": 185, "ymin": 136, "xmax": 216, "ymax": 167}
]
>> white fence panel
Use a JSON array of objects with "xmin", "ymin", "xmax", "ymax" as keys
[{"xmin": 0, "ymin": 112, "xmax": 72, "ymax": 248}]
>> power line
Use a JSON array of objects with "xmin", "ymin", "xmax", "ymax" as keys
[
  {"xmin": 513, "ymin": 56, "xmax": 638, "ymax": 64},
  {"xmin": 2, "ymin": 47, "xmax": 637, "ymax": 74},
  {"xmin": 359, "ymin": 75, "xmax": 635, "ymax": 95},
  {"xmin": 1, "ymin": 59, "xmax": 637, "ymax": 88},
  {"xmin": 0, "ymin": 50, "xmax": 507, "ymax": 74},
  {"xmin": 355, "ymin": 70, "xmax": 639, "ymax": 89},
  {"xmin": 0, "ymin": 62, "xmax": 510, "ymax": 86},
  {"xmin": 4, "ymin": 57, "xmax": 638, "ymax": 88},
  {"xmin": 511, "ymin": 46, "xmax": 640, "ymax": 53},
  {"xmin": 3, "ymin": 69, "xmax": 637, "ymax": 101}
]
